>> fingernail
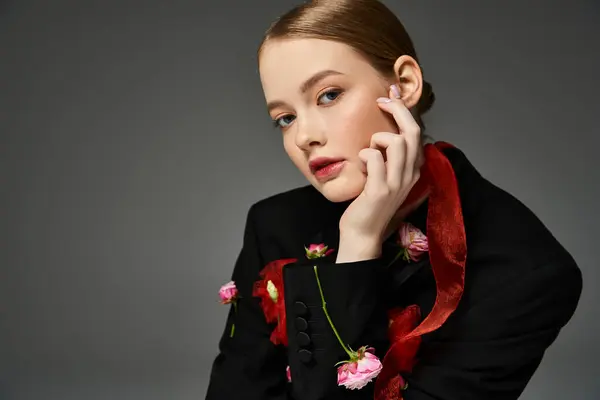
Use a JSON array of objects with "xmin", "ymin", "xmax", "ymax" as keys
[
  {"xmin": 377, "ymin": 97, "xmax": 392, "ymax": 103},
  {"xmin": 390, "ymin": 84, "xmax": 401, "ymax": 99}
]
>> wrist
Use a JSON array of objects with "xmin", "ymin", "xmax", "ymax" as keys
[{"xmin": 336, "ymin": 233, "xmax": 382, "ymax": 263}]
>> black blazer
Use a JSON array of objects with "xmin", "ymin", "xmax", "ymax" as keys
[{"xmin": 205, "ymin": 146, "xmax": 582, "ymax": 400}]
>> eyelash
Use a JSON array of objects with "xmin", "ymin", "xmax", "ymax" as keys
[{"xmin": 272, "ymin": 88, "xmax": 344, "ymax": 129}]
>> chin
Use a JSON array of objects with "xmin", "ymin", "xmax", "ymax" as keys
[{"xmin": 313, "ymin": 174, "xmax": 366, "ymax": 203}]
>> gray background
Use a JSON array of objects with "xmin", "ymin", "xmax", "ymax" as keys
[{"xmin": 1, "ymin": 0, "xmax": 598, "ymax": 399}]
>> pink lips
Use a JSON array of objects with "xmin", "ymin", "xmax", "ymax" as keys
[{"xmin": 309, "ymin": 157, "xmax": 346, "ymax": 181}]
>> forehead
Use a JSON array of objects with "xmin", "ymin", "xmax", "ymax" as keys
[{"xmin": 259, "ymin": 38, "xmax": 378, "ymax": 98}]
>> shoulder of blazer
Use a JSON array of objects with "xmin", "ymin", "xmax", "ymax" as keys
[{"xmin": 440, "ymin": 147, "xmax": 581, "ymax": 305}]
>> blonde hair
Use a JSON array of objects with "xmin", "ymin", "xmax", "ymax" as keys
[{"xmin": 258, "ymin": 0, "xmax": 436, "ymax": 132}]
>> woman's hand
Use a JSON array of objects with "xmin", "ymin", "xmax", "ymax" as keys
[{"xmin": 336, "ymin": 85, "xmax": 424, "ymax": 263}]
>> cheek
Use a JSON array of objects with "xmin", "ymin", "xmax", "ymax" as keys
[{"xmin": 331, "ymin": 95, "xmax": 397, "ymax": 151}]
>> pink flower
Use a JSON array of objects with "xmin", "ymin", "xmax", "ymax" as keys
[
  {"xmin": 219, "ymin": 281, "xmax": 240, "ymax": 338},
  {"xmin": 336, "ymin": 346, "xmax": 383, "ymax": 390},
  {"xmin": 219, "ymin": 281, "xmax": 238, "ymax": 304},
  {"xmin": 305, "ymin": 243, "xmax": 335, "ymax": 259},
  {"xmin": 286, "ymin": 365, "xmax": 291, "ymax": 382},
  {"xmin": 398, "ymin": 222, "xmax": 429, "ymax": 262}
]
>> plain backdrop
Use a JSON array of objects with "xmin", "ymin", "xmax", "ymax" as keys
[{"xmin": 1, "ymin": 0, "xmax": 599, "ymax": 399}]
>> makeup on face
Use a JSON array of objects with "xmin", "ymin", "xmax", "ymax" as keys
[
  {"xmin": 260, "ymin": 38, "xmax": 401, "ymax": 201},
  {"xmin": 309, "ymin": 157, "xmax": 347, "ymax": 181}
]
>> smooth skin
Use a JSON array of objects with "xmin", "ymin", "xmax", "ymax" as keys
[
  {"xmin": 339, "ymin": 90, "xmax": 425, "ymax": 262},
  {"xmin": 259, "ymin": 38, "xmax": 426, "ymax": 263}
]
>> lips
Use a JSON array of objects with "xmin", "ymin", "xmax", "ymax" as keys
[
  {"xmin": 308, "ymin": 157, "xmax": 347, "ymax": 181},
  {"xmin": 309, "ymin": 157, "xmax": 345, "ymax": 174}
]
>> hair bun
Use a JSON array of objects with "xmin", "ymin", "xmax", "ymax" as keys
[{"xmin": 418, "ymin": 80, "xmax": 436, "ymax": 115}]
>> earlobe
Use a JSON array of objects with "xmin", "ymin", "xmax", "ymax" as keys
[{"xmin": 392, "ymin": 55, "xmax": 423, "ymax": 109}]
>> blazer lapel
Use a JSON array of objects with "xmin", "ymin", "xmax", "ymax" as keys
[{"xmin": 387, "ymin": 253, "xmax": 431, "ymax": 289}]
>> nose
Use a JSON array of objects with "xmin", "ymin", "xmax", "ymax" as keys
[{"xmin": 294, "ymin": 116, "xmax": 327, "ymax": 151}]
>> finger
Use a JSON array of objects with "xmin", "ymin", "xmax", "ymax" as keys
[
  {"xmin": 358, "ymin": 148, "xmax": 387, "ymax": 193},
  {"xmin": 378, "ymin": 87, "xmax": 422, "ymax": 182},
  {"xmin": 377, "ymin": 86, "xmax": 421, "ymax": 138},
  {"xmin": 369, "ymin": 132, "xmax": 407, "ymax": 188}
]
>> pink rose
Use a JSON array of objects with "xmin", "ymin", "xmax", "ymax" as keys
[
  {"xmin": 219, "ymin": 281, "xmax": 238, "ymax": 304},
  {"xmin": 399, "ymin": 222, "xmax": 429, "ymax": 262},
  {"xmin": 305, "ymin": 243, "xmax": 335, "ymax": 259},
  {"xmin": 286, "ymin": 365, "xmax": 291, "ymax": 382},
  {"xmin": 336, "ymin": 347, "xmax": 383, "ymax": 390}
]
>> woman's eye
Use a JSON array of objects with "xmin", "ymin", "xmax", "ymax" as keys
[
  {"xmin": 272, "ymin": 89, "xmax": 343, "ymax": 130},
  {"xmin": 318, "ymin": 89, "xmax": 342, "ymax": 105},
  {"xmin": 273, "ymin": 114, "xmax": 296, "ymax": 129}
]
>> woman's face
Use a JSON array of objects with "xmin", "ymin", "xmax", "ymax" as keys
[{"xmin": 259, "ymin": 38, "xmax": 400, "ymax": 203}]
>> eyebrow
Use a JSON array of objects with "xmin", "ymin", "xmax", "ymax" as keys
[{"xmin": 266, "ymin": 69, "xmax": 344, "ymax": 113}]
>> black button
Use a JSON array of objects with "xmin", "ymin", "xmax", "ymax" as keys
[
  {"xmin": 298, "ymin": 349, "xmax": 312, "ymax": 363},
  {"xmin": 294, "ymin": 301, "xmax": 308, "ymax": 316},
  {"xmin": 296, "ymin": 332, "xmax": 311, "ymax": 347},
  {"xmin": 295, "ymin": 317, "xmax": 308, "ymax": 331}
]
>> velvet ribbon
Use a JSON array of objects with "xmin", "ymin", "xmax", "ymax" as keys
[{"xmin": 374, "ymin": 141, "xmax": 467, "ymax": 400}]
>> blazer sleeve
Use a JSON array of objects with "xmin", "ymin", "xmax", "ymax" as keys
[
  {"xmin": 283, "ymin": 258, "xmax": 391, "ymax": 400},
  {"xmin": 205, "ymin": 205, "xmax": 290, "ymax": 400},
  {"xmin": 403, "ymin": 253, "xmax": 582, "ymax": 400}
]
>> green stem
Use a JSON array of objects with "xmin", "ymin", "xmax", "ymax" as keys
[
  {"xmin": 313, "ymin": 265, "xmax": 354, "ymax": 359},
  {"xmin": 386, "ymin": 249, "xmax": 404, "ymax": 268},
  {"xmin": 229, "ymin": 301, "xmax": 238, "ymax": 338}
]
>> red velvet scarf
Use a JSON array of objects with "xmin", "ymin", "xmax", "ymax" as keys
[{"xmin": 374, "ymin": 141, "xmax": 467, "ymax": 400}]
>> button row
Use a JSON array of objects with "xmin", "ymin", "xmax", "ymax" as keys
[
  {"xmin": 294, "ymin": 301, "xmax": 308, "ymax": 316},
  {"xmin": 294, "ymin": 301, "xmax": 312, "ymax": 363}
]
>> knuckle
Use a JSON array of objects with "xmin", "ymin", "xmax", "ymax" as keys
[
  {"xmin": 367, "ymin": 147, "xmax": 380, "ymax": 156},
  {"xmin": 370, "ymin": 132, "xmax": 386, "ymax": 143},
  {"xmin": 388, "ymin": 181, "xmax": 401, "ymax": 192},
  {"xmin": 390, "ymin": 134, "xmax": 404, "ymax": 146},
  {"xmin": 392, "ymin": 131, "xmax": 405, "ymax": 140},
  {"xmin": 372, "ymin": 152, "xmax": 385, "ymax": 163},
  {"xmin": 373, "ymin": 148, "xmax": 385, "ymax": 157},
  {"xmin": 361, "ymin": 148, "xmax": 377, "ymax": 160},
  {"xmin": 372, "ymin": 186, "xmax": 391, "ymax": 199}
]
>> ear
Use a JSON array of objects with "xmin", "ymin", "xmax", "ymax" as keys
[{"xmin": 392, "ymin": 55, "xmax": 423, "ymax": 110}]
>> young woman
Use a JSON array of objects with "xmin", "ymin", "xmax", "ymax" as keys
[{"xmin": 206, "ymin": 1, "xmax": 582, "ymax": 399}]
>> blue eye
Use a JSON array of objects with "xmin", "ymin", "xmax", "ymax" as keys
[
  {"xmin": 272, "ymin": 89, "xmax": 343, "ymax": 130},
  {"xmin": 273, "ymin": 114, "xmax": 296, "ymax": 129},
  {"xmin": 318, "ymin": 89, "xmax": 342, "ymax": 104}
]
